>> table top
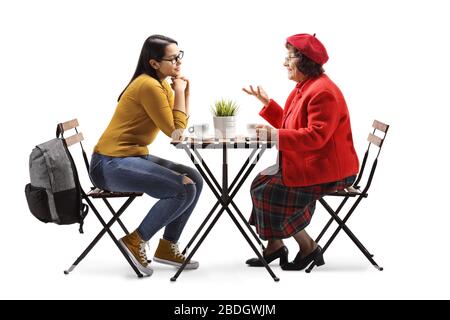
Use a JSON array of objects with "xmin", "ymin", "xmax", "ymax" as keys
[{"xmin": 171, "ymin": 135, "xmax": 276, "ymax": 149}]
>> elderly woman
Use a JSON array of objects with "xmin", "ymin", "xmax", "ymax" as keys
[{"xmin": 243, "ymin": 33, "xmax": 359, "ymax": 270}]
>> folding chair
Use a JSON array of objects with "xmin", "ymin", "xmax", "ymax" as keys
[
  {"xmin": 58, "ymin": 119, "xmax": 146, "ymax": 278},
  {"xmin": 306, "ymin": 119, "xmax": 389, "ymax": 273}
]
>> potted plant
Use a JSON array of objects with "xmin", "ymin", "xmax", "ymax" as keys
[{"xmin": 211, "ymin": 99, "xmax": 239, "ymax": 139}]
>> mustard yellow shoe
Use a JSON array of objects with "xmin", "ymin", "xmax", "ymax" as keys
[
  {"xmin": 119, "ymin": 230, "xmax": 153, "ymax": 276},
  {"xmin": 153, "ymin": 238, "xmax": 199, "ymax": 269}
]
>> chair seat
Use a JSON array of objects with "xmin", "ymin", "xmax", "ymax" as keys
[
  {"xmin": 88, "ymin": 187, "xmax": 143, "ymax": 198},
  {"xmin": 328, "ymin": 185, "xmax": 368, "ymax": 198}
]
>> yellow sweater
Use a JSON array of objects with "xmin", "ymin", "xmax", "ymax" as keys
[{"xmin": 94, "ymin": 74, "xmax": 188, "ymax": 157}]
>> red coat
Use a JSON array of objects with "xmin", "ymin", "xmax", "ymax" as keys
[{"xmin": 259, "ymin": 74, "xmax": 359, "ymax": 187}]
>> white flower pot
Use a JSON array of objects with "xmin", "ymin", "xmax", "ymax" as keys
[{"xmin": 213, "ymin": 116, "xmax": 236, "ymax": 139}]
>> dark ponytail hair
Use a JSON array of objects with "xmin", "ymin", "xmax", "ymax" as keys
[{"xmin": 118, "ymin": 35, "xmax": 178, "ymax": 101}]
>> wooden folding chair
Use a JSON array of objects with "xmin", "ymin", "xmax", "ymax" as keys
[
  {"xmin": 58, "ymin": 119, "xmax": 146, "ymax": 277},
  {"xmin": 306, "ymin": 120, "xmax": 389, "ymax": 273}
]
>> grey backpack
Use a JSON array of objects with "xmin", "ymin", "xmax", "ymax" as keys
[{"xmin": 25, "ymin": 137, "xmax": 88, "ymax": 233}]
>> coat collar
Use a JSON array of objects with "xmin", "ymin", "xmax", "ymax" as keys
[
  {"xmin": 295, "ymin": 77, "xmax": 313, "ymax": 93},
  {"xmin": 295, "ymin": 77, "xmax": 309, "ymax": 89},
  {"xmin": 295, "ymin": 74, "xmax": 326, "ymax": 93}
]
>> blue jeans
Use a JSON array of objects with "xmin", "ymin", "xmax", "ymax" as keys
[{"xmin": 89, "ymin": 153, "xmax": 203, "ymax": 242}]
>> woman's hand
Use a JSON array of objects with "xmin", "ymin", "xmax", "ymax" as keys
[
  {"xmin": 255, "ymin": 124, "xmax": 273, "ymax": 131},
  {"xmin": 171, "ymin": 77, "xmax": 187, "ymax": 92},
  {"xmin": 178, "ymin": 76, "xmax": 190, "ymax": 96},
  {"xmin": 171, "ymin": 77, "xmax": 188, "ymax": 114},
  {"xmin": 177, "ymin": 76, "xmax": 190, "ymax": 116},
  {"xmin": 242, "ymin": 85, "xmax": 270, "ymax": 105},
  {"xmin": 256, "ymin": 126, "xmax": 278, "ymax": 142}
]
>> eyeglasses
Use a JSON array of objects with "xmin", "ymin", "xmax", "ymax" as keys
[
  {"xmin": 284, "ymin": 55, "xmax": 299, "ymax": 64},
  {"xmin": 160, "ymin": 51, "xmax": 184, "ymax": 65}
]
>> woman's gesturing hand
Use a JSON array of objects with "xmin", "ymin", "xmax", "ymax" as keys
[{"xmin": 242, "ymin": 85, "xmax": 270, "ymax": 105}]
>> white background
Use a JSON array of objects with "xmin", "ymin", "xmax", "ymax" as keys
[{"xmin": 1, "ymin": 0, "xmax": 449, "ymax": 299}]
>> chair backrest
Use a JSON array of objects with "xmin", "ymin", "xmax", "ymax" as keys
[
  {"xmin": 353, "ymin": 120, "xmax": 390, "ymax": 194},
  {"xmin": 57, "ymin": 119, "xmax": 90, "ymax": 174}
]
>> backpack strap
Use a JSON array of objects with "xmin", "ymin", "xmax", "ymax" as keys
[
  {"xmin": 56, "ymin": 124, "xmax": 90, "ymax": 173},
  {"xmin": 80, "ymin": 143, "xmax": 90, "ymax": 174},
  {"xmin": 79, "ymin": 202, "xmax": 89, "ymax": 234},
  {"xmin": 58, "ymin": 124, "xmax": 90, "ymax": 234},
  {"xmin": 56, "ymin": 123, "xmax": 63, "ymax": 139}
]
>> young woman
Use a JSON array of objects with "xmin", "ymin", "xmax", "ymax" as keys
[
  {"xmin": 89, "ymin": 35, "xmax": 203, "ymax": 276},
  {"xmin": 243, "ymin": 33, "xmax": 359, "ymax": 270}
]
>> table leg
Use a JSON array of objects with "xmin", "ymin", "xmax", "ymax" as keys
[
  {"xmin": 172, "ymin": 144, "xmax": 278, "ymax": 281},
  {"xmin": 190, "ymin": 147, "xmax": 265, "ymax": 250}
]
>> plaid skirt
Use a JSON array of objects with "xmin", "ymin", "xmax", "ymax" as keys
[{"xmin": 249, "ymin": 166, "xmax": 356, "ymax": 240}]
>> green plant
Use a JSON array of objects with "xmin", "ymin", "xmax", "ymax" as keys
[{"xmin": 211, "ymin": 99, "xmax": 239, "ymax": 117}]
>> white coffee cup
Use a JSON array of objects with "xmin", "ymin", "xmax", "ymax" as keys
[
  {"xmin": 246, "ymin": 123, "xmax": 259, "ymax": 139},
  {"xmin": 188, "ymin": 123, "xmax": 209, "ymax": 139}
]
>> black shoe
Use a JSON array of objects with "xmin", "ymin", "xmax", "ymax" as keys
[
  {"xmin": 281, "ymin": 246, "xmax": 324, "ymax": 271},
  {"xmin": 246, "ymin": 246, "xmax": 289, "ymax": 267}
]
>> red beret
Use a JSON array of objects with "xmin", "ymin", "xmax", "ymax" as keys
[{"xmin": 286, "ymin": 33, "xmax": 329, "ymax": 65}]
